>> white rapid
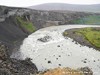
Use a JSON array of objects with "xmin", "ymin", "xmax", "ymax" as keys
[{"xmin": 11, "ymin": 25, "xmax": 100, "ymax": 75}]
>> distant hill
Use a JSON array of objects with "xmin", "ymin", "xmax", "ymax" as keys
[{"xmin": 29, "ymin": 3, "xmax": 100, "ymax": 13}]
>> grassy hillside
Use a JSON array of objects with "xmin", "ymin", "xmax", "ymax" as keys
[
  {"xmin": 16, "ymin": 16, "xmax": 36, "ymax": 33},
  {"xmin": 63, "ymin": 27, "xmax": 100, "ymax": 50},
  {"xmin": 71, "ymin": 15, "xmax": 100, "ymax": 25},
  {"xmin": 76, "ymin": 28, "xmax": 100, "ymax": 48}
]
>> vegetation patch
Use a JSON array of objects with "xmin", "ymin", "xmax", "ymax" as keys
[
  {"xmin": 76, "ymin": 28, "xmax": 100, "ymax": 48},
  {"xmin": 63, "ymin": 27, "xmax": 100, "ymax": 50},
  {"xmin": 71, "ymin": 15, "xmax": 100, "ymax": 25},
  {"xmin": 16, "ymin": 16, "xmax": 36, "ymax": 33},
  {"xmin": 63, "ymin": 32, "xmax": 68, "ymax": 36}
]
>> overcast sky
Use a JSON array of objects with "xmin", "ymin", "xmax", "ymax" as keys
[{"xmin": 0, "ymin": 0, "xmax": 100, "ymax": 7}]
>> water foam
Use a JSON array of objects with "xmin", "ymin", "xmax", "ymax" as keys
[{"xmin": 11, "ymin": 25, "xmax": 100, "ymax": 75}]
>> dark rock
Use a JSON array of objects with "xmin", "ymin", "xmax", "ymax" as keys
[
  {"xmin": 0, "ymin": 43, "xmax": 9, "ymax": 60},
  {"xmin": 38, "ymin": 36, "xmax": 52, "ymax": 42},
  {"xmin": 68, "ymin": 55, "xmax": 70, "ymax": 56},
  {"xmin": 0, "ymin": 43, "xmax": 38, "ymax": 75},
  {"xmin": 53, "ymin": 55, "xmax": 55, "ymax": 57},
  {"xmin": 48, "ymin": 61, "xmax": 51, "ymax": 64},
  {"xmin": 58, "ymin": 64, "xmax": 61, "ymax": 66},
  {"xmin": 83, "ymin": 61, "xmax": 87, "ymax": 63},
  {"xmin": 59, "ymin": 55, "xmax": 61, "ymax": 57},
  {"xmin": 93, "ymin": 60, "xmax": 96, "ymax": 62},
  {"xmin": 79, "ymin": 67, "xmax": 93, "ymax": 75},
  {"xmin": 57, "ymin": 45, "xmax": 60, "ymax": 47},
  {"xmin": 0, "ymin": 68, "xmax": 12, "ymax": 75},
  {"xmin": 0, "ymin": 58, "xmax": 38, "ymax": 75},
  {"xmin": 56, "ymin": 58, "xmax": 58, "ymax": 60}
]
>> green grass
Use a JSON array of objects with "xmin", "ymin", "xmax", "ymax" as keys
[
  {"xmin": 72, "ymin": 15, "xmax": 100, "ymax": 25},
  {"xmin": 63, "ymin": 32, "xmax": 68, "ymax": 36},
  {"xmin": 16, "ymin": 16, "xmax": 36, "ymax": 32},
  {"xmin": 76, "ymin": 28, "xmax": 100, "ymax": 48}
]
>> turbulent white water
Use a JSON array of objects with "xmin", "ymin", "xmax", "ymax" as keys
[{"xmin": 11, "ymin": 25, "xmax": 100, "ymax": 75}]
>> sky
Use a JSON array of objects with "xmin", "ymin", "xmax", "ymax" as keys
[{"xmin": 0, "ymin": 0, "xmax": 100, "ymax": 7}]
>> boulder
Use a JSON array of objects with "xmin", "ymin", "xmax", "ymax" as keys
[
  {"xmin": 37, "ymin": 36, "xmax": 52, "ymax": 42},
  {"xmin": 79, "ymin": 67, "xmax": 93, "ymax": 75}
]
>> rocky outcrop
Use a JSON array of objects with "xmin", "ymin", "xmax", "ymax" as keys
[
  {"xmin": 0, "ymin": 58, "xmax": 38, "ymax": 75},
  {"xmin": 37, "ymin": 36, "xmax": 52, "ymax": 42},
  {"xmin": 0, "ymin": 42, "xmax": 9, "ymax": 60},
  {"xmin": 79, "ymin": 67, "xmax": 93, "ymax": 75},
  {"xmin": 0, "ymin": 42, "xmax": 38, "ymax": 75}
]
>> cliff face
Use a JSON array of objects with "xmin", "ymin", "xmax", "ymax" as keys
[
  {"xmin": 0, "ymin": 7, "xmax": 38, "ymax": 74},
  {"xmin": 0, "ymin": 6, "xmax": 35, "ymax": 48},
  {"xmin": 0, "ymin": 42, "xmax": 38, "ymax": 75}
]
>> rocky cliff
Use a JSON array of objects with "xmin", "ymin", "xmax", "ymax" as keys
[{"xmin": 0, "ymin": 42, "xmax": 38, "ymax": 75}]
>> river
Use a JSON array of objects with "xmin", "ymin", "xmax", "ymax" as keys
[{"xmin": 11, "ymin": 25, "xmax": 100, "ymax": 75}]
